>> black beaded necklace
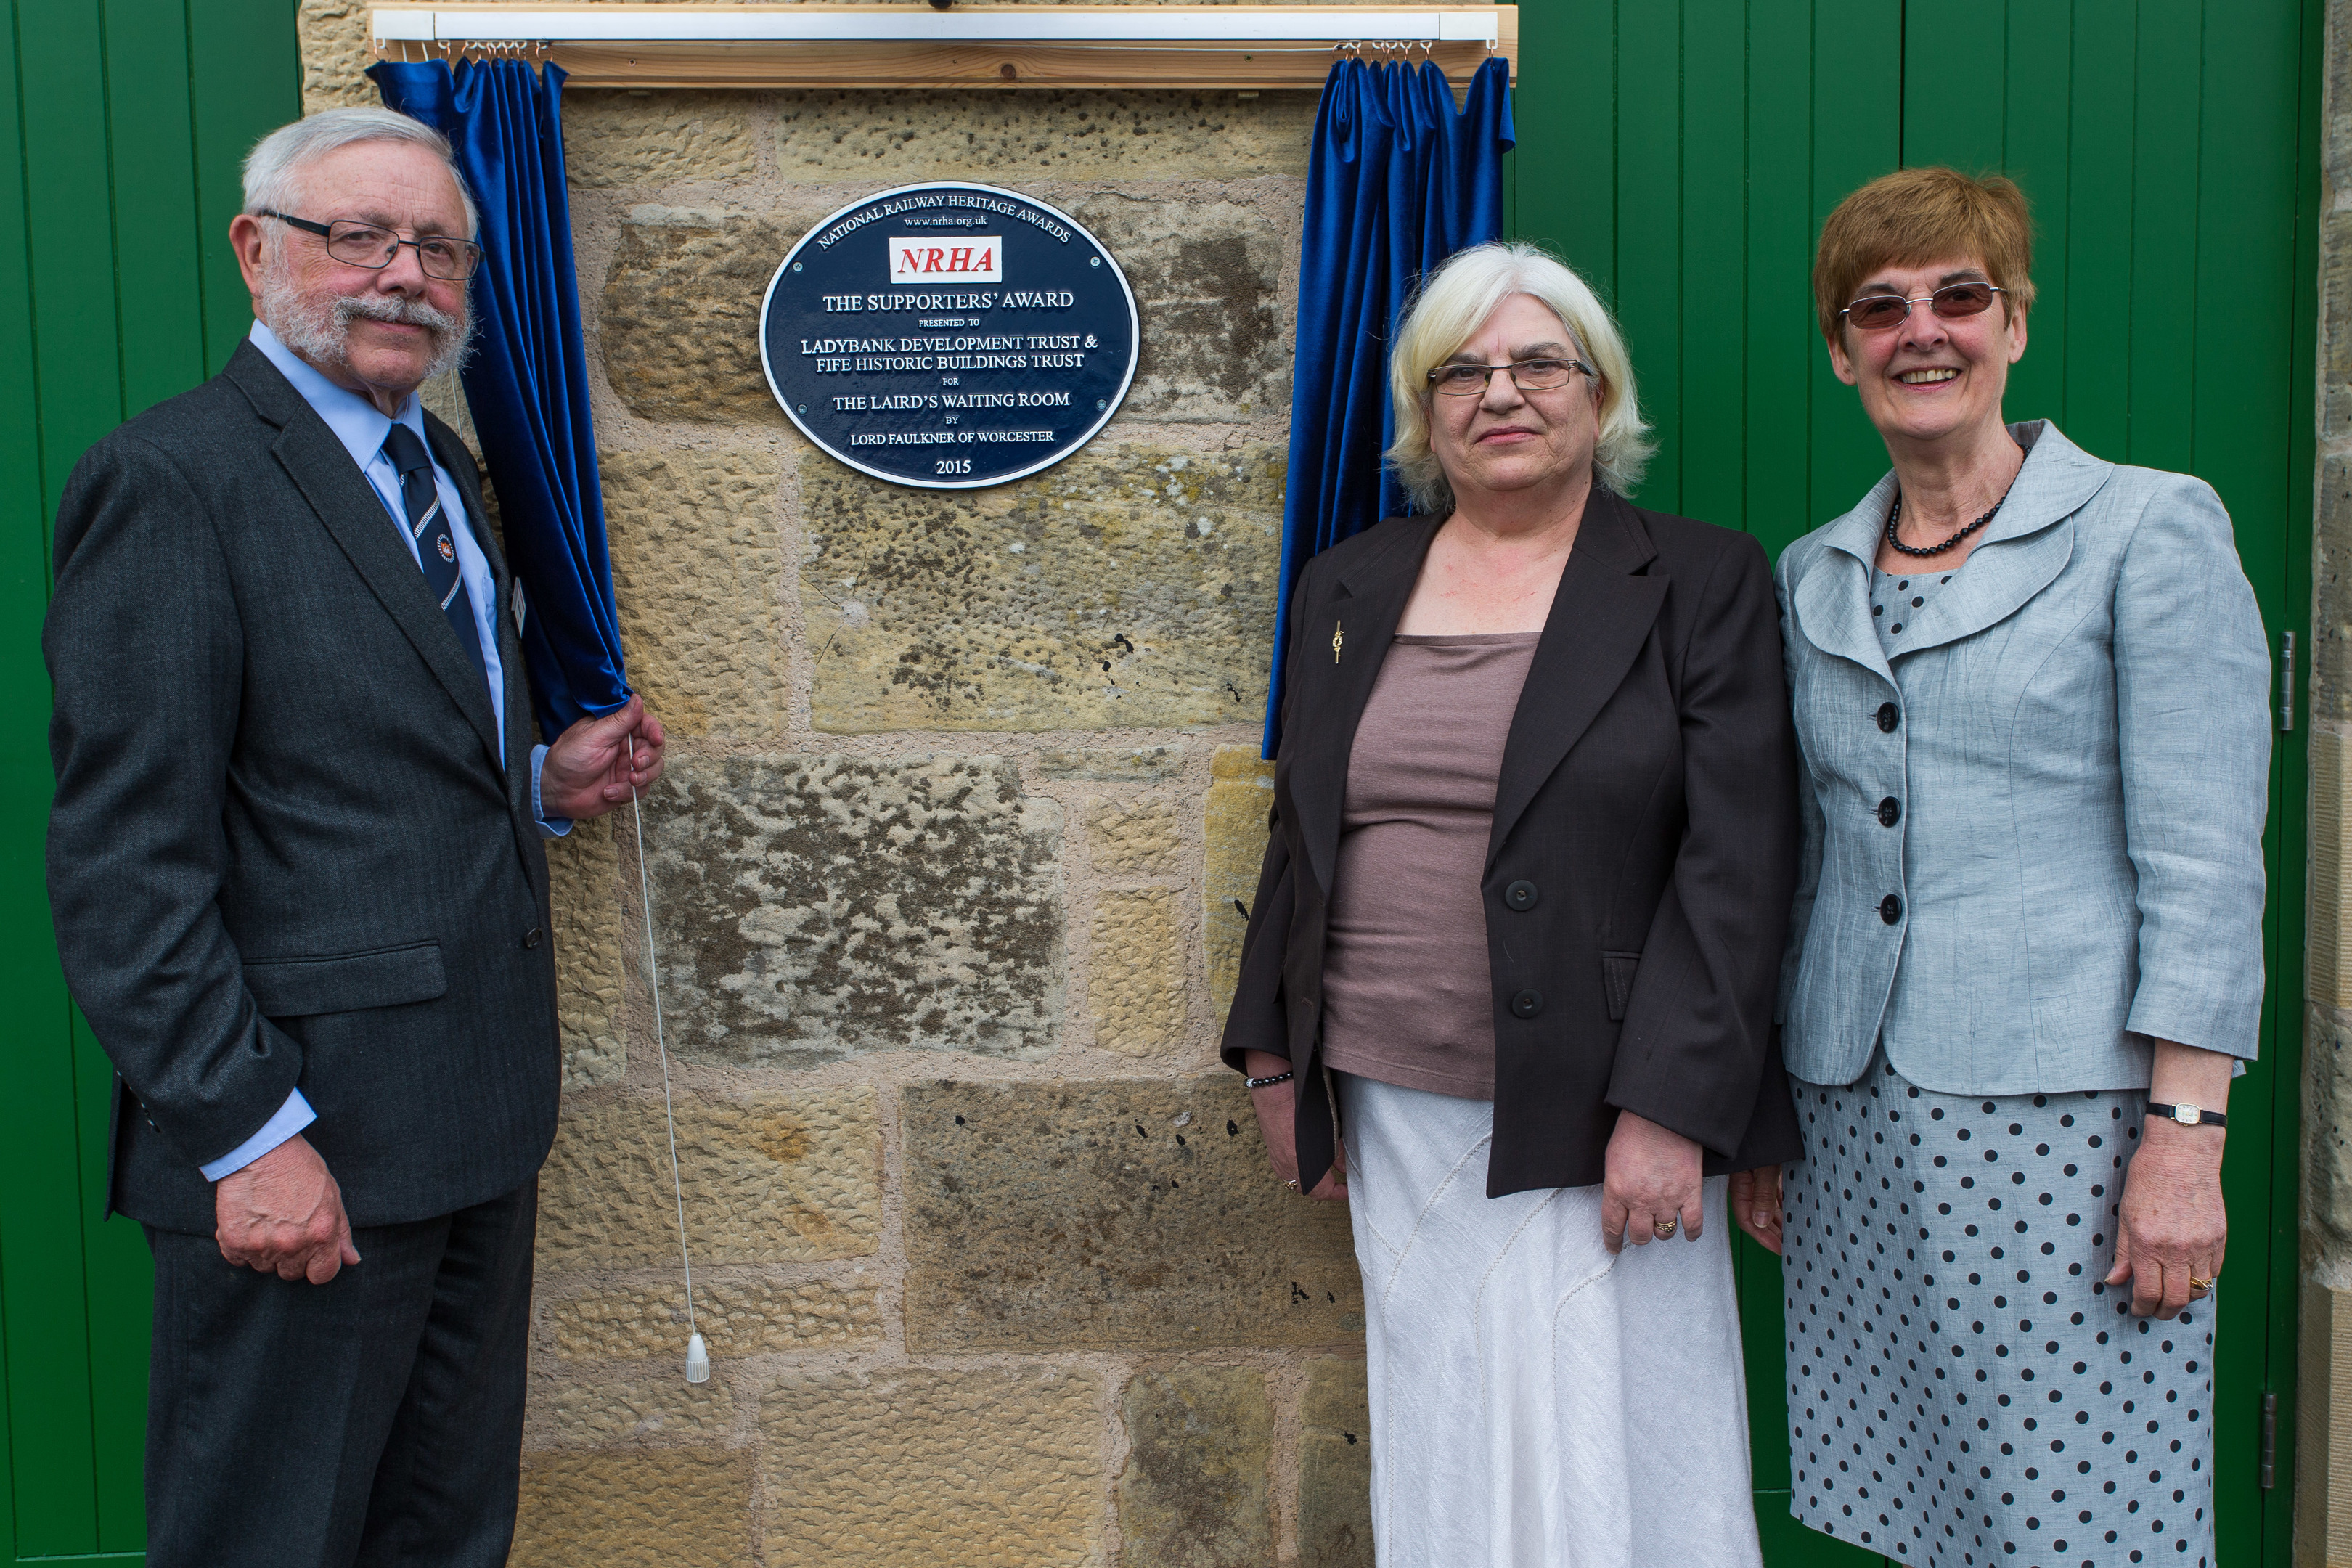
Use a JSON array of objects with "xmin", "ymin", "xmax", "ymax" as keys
[{"xmin": 1884, "ymin": 468, "xmax": 2021, "ymax": 558}]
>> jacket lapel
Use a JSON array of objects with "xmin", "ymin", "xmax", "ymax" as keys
[
  {"xmin": 1790, "ymin": 472, "xmax": 1899, "ymax": 687},
  {"xmin": 1286, "ymin": 515, "xmax": 1441, "ymax": 895},
  {"xmin": 227, "ymin": 343, "xmax": 505, "ymax": 775},
  {"xmin": 1888, "ymin": 421, "xmax": 2110, "ymax": 658},
  {"xmin": 1486, "ymin": 489, "xmax": 1668, "ymax": 865}
]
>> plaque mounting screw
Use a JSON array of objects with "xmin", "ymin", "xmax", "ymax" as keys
[
  {"xmin": 1090, "ymin": 256, "xmax": 1101, "ymax": 266},
  {"xmin": 1096, "ymin": 399, "xmax": 1108, "ymax": 409},
  {"xmin": 793, "ymin": 262, "xmax": 803, "ymax": 271},
  {"xmin": 798, "ymin": 404, "xmax": 808, "ymax": 413}
]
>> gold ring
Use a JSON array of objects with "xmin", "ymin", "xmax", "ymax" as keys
[
  {"xmin": 1286, "ymin": 1180, "xmax": 1300, "ymax": 1192},
  {"xmin": 1654, "ymin": 1216, "xmax": 1679, "ymax": 1238},
  {"xmin": 2189, "ymin": 1275, "xmax": 2216, "ymax": 1292}
]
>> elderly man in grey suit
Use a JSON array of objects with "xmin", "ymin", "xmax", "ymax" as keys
[{"xmin": 44, "ymin": 107, "xmax": 664, "ymax": 1566}]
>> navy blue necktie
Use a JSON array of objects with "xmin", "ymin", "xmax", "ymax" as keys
[{"xmin": 380, "ymin": 424, "xmax": 486, "ymax": 682}]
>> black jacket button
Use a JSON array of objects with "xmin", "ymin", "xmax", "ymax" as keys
[
  {"xmin": 1877, "ymin": 796, "xmax": 1901, "ymax": 827},
  {"xmin": 1509, "ymin": 989, "xmax": 1543, "ymax": 1018},
  {"xmin": 1504, "ymin": 879, "xmax": 1540, "ymax": 911},
  {"xmin": 1879, "ymin": 894, "xmax": 1903, "ymax": 925},
  {"xmin": 525, "ymin": 928, "xmax": 544, "ymax": 949},
  {"xmin": 1877, "ymin": 701, "xmax": 1900, "ymax": 732}
]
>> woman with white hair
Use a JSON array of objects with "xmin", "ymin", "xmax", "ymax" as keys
[{"xmin": 1222, "ymin": 240, "xmax": 1800, "ymax": 1566}]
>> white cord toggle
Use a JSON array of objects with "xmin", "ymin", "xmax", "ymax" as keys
[{"xmin": 625, "ymin": 732, "xmax": 702, "ymax": 1384}]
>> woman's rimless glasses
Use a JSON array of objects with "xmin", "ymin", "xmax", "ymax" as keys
[
  {"xmin": 259, "ymin": 210, "xmax": 485, "ymax": 281},
  {"xmin": 1840, "ymin": 281, "xmax": 2006, "ymax": 331},
  {"xmin": 1428, "ymin": 356, "xmax": 1596, "ymax": 395}
]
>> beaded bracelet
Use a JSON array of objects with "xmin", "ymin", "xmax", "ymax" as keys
[{"xmin": 1243, "ymin": 1070, "xmax": 1294, "ymax": 1090}]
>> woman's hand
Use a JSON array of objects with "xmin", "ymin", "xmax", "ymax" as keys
[
  {"xmin": 2105, "ymin": 1119, "xmax": 2226, "ymax": 1319},
  {"xmin": 1728, "ymin": 1164, "xmax": 1784, "ymax": 1255},
  {"xmin": 1244, "ymin": 1050, "xmax": 1346, "ymax": 1201},
  {"xmin": 2105, "ymin": 1040, "xmax": 2231, "ymax": 1320},
  {"xmin": 1603, "ymin": 1111, "xmax": 1702, "ymax": 1252}
]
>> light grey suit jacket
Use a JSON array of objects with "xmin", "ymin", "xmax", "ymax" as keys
[{"xmin": 1774, "ymin": 420, "xmax": 2270, "ymax": 1095}]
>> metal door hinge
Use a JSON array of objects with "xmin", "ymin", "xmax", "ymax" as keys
[
  {"xmin": 2261, "ymin": 1390, "xmax": 2277, "ymax": 1490},
  {"xmin": 2281, "ymin": 632, "xmax": 2297, "ymax": 732}
]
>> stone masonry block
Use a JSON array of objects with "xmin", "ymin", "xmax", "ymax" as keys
[
  {"xmin": 1037, "ymin": 746, "xmax": 1185, "ymax": 783},
  {"xmin": 2298, "ymin": 1273, "xmax": 2352, "ymax": 1564},
  {"xmin": 1298, "ymin": 1359, "xmax": 1374, "ymax": 1568},
  {"xmin": 550, "ymin": 1276, "xmax": 881, "ymax": 1362},
  {"xmin": 564, "ymin": 91, "xmax": 761, "ymax": 187},
  {"xmin": 603, "ymin": 210, "xmax": 795, "ymax": 424},
  {"xmin": 548, "ymin": 814, "xmax": 625, "ymax": 1088},
  {"xmin": 2327, "ymin": 212, "xmax": 2352, "ymax": 446},
  {"xmin": 2316, "ymin": 457, "xmax": 2352, "ymax": 728},
  {"xmin": 646, "ymin": 755, "xmax": 1064, "ymax": 1065},
  {"xmin": 804, "ymin": 444, "xmax": 1280, "ymax": 732},
  {"xmin": 513, "ymin": 1447, "xmax": 754, "ymax": 1568},
  {"xmin": 2311, "ymin": 1003, "xmax": 2352, "ymax": 1249},
  {"xmin": 1071, "ymin": 195, "xmax": 1289, "ymax": 422},
  {"xmin": 1090, "ymin": 889, "xmax": 1188, "ymax": 1057},
  {"xmin": 538, "ymin": 1087, "xmax": 881, "ymax": 1269},
  {"xmin": 298, "ymin": 1, "xmax": 375, "ymax": 113},
  {"xmin": 1205, "ymin": 745, "xmax": 1276, "ymax": 1023},
  {"xmin": 2318, "ymin": 730, "xmax": 2352, "ymax": 1007},
  {"xmin": 761, "ymin": 1365, "xmax": 1101, "ymax": 1568},
  {"xmin": 1087, "ymin": 797, "xmax": 1183, "ymax": 875},
  {"xmin": 602, "ymin": 448, "xmax": 786, "ymax": 738},
  {"xmin": 775, "ymin": 90, "xmax": 1315, "ymax": 180},
  {"xmin": 530, "ymin": 1370, "xmax": 737, "ymax": 1446},
  {"xmin": 1117, "ymin": 1364, "xmax": 1273, "ymax": 1568},
  {"xmin": 901, "ymin": 1077, "xmax": 1361, "ymax": 1350}
]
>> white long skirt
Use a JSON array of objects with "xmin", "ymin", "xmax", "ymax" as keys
[{"xmin": 1339, "ymin": 1073, "xmax": 1765, "ymax": 1568}]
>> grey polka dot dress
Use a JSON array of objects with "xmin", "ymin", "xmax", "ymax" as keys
[{"xmin": 1782, "ymin": 1050, "xmax": 2216, "ymax": 1567}]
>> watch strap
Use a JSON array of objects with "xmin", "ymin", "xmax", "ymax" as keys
[{"xmin": 2146, "ymin": 1101, "xmax": 2228, "ymax": 1129}]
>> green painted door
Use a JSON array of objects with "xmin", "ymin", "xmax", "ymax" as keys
[
  {"xmin": 1513, "ymin": 1, "xmax": 2320, "ymax": 1562},
  {"xmin": 0, "ymin": 2, "xmax": 298, "ymax": 1559}
]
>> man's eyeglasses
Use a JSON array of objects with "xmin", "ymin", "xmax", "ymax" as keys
[
  {"xmin": 259, "ymin": 211, "xmax": 483, "ymax": 282},
  {"xmin": 1840, "ymin": 282, "xmax": 2005, "ymax": 332},
  {"xmin": 1428, "ymin": 357, "xmax": 1595, "ymax": 396}
]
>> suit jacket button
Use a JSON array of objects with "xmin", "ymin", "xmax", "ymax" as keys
[
  {"xmin": 525, "ymin": 927, "xmax": 544, "ymax": 949},
  {"xmin": 1504, "ymin": 879, "xmax": 1540, "ymax": 911},
  {"xmin": 1509, "ymin": 989, "xmax": 1543, "ymax": 1018},
  {"xmin": 1877, "ymin": 701, "xmax": 1900, "ymax": 732},
  {"xmin": 1877, "ymin": 796, "xmax": 1902, "ymax": 827},
  {"xmin": 1879, "ymin": 894, "xmax": 1903, "ymax": 925}
]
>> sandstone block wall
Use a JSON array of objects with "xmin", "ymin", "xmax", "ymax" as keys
[
  {"xmin": 2310, "ymin": 4, "xmax": 2352, "ymax": 1562},
  {"xmin": 298, "ymin": 5, "xmax": 1377, "ymax": 1561}
]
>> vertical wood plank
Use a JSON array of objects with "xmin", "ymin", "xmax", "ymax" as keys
[
  {"xmin": 1805, "ymin": 0, "xmax": 1901, "ymax": 526},
  {"xmin": 102, "ymin": 0, "xmax": 204, "ymax": 419},
  {"xmin": 1511, "ymin": 0, "xmax": 1617, "ymax": 304},
  {"xmin": 1901, "ymin": 0, "xmax": 2008, "ymax": 171},
  {"xmin": 1998, "ymin": 0, "xmax": 2072, "ymax": 425},
  {"xmin": 1743, "ymin": 0, "xmax": 1815, "ymax": 558},
  {"xmin": 2058, "ymin": 0, "xmax": 2135, "ymax": 454},
  {"xmin": 1614, "ymin": 0, "xmax": 1683, "ymax": 513},
  {"xmin": 1678, "ymin": 0, "xmax": 1747, "ymax": 530},
  {"xmin": 2124, "ymin": 0, "xmax": 2202, "ymax": 473},
  {"xmin": 189, "ymin": 0, "xmax": 296, "ymax": 372}
]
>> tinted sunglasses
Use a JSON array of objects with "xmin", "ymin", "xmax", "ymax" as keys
[{"xmin": 1840, "ymin": 282, "xmax": 2006, "ymax": 332}]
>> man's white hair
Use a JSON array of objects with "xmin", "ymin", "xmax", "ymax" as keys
[{"xmin": 242, "ymin": 107, "xmax": 480, "ymax": 240}]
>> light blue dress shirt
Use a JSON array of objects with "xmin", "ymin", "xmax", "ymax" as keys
[{"xmin": 205, "ymin": 323, "xmax": 570, "ymax": 1181}]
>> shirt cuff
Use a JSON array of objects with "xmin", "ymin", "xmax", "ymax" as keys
[
  {"xmin": 531, "ymin": 743, "xmax": 572, "ymax": 838},
  {"xmin": 200, "ymin": 1088, "xmax": 318, "ymax": 1181}
]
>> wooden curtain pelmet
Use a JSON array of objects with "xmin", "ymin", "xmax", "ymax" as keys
[{"xmin": 368, "ymin": 4, "xmax": 1518, "ymax": 89}]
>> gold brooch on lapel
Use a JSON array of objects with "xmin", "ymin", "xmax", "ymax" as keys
[{"xmin": 1332, "ymin": 620, "xmax": 1344, "ymax": 664}]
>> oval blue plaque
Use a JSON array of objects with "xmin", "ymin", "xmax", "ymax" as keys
[{"xmin": 759, "ymin": 182, "xmax": 1140, "ymax": 490}]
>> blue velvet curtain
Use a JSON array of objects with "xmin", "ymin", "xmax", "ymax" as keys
[
  {"xmin": 370, "ymin": 59, "xmax": 629, "ymax": 739},
  {"xmin": 1264, "ymin": 57, "xmax": 1513, "ymax": 755}
]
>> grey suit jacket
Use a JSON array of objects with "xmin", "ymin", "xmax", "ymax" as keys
[
  {"xmin": 1774, "ymin": 420, "xmax": 2270, "ymax": 1095},
  {"xmin": 45, "ymin": 340, "xmax": 560, "ymax": 1235}
]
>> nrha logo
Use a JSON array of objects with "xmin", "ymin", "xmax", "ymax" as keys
[{"xmin": 889, "ymin": 237, "xmax": 1002, "ymax": 283}]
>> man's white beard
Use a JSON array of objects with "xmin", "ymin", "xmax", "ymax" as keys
[{"xmin": 261, "ymin": 264, "xmax": 473, "ymax": 385}]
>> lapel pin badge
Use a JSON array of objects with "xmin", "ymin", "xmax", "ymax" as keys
[{"xmin": 1332, "ymin": 619, "xmax": 1344, "ymax": 664}]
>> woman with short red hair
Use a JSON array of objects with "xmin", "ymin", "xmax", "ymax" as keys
[{"xmin": 1760, "ymin": 166, "xmax": 2269, "ymax": 1567}]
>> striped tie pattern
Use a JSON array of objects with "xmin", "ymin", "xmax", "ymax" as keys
[{"xmin": 380, "ymin": 423, "xmax": 486, "ymax": 681}]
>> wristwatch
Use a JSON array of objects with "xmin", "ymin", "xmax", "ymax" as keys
[{"xmin": 2146, "ymin": 1101, "xmax": 2228, "ymax": 1129}]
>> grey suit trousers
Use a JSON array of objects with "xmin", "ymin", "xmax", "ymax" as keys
[{"xmin": 142, "ymin": 1180, "xmax": 536, "ymax": 1568}]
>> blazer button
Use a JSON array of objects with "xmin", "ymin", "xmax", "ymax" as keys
[
  {"xmin": 1877, "ymin": 701, "xmax": 1900, "ymax": 733},
  {"xmin": 1504, "ymin": 879, "xmax": 1540, "ymax": 911},
  {"xmin": 525, "ymin": 928, "xmax": 545, "ymax": 949},
  {"xmin": 1877, "ymin": 796, "xmax": 1901, "ymax": 828},
  {"xmin": 1509, "ymin": 989, "xmax": 1544, "ymax": 1018},
  {"xmin": 1879, "ymin": 894, "xmax": 1903, "ymax": 926}
]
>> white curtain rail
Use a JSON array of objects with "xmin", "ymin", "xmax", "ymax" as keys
[{"xmin": 369, "ymin": 6, "xmax": 1509, "ymax": 48}]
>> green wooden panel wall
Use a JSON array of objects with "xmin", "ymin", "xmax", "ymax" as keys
[
  {"xmin": 1513, "ymin": 2, "xmax": 2320, "ymax": 1564},
  {"xmin": 0, "ymin": 3, "xmax": 298, "ymax": 1559}
]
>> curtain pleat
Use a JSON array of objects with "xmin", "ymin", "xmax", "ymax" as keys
[
  {"xmin": 1265, "ymin": 57, "xmax": 1513, "ymax": 756},
  {"xmin": 369, "ymin": 59, "xmax": 629, "ymax": 739}
]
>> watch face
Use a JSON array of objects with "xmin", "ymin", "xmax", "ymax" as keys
[{"xmin": 2173, "ymin": 1104, "xmax": 2200, "ymax": 1124}]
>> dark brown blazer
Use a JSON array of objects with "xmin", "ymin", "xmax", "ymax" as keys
[{"xmin": 1220, "ymin": 488, "xmax": 1802, "ymax": 1196}]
